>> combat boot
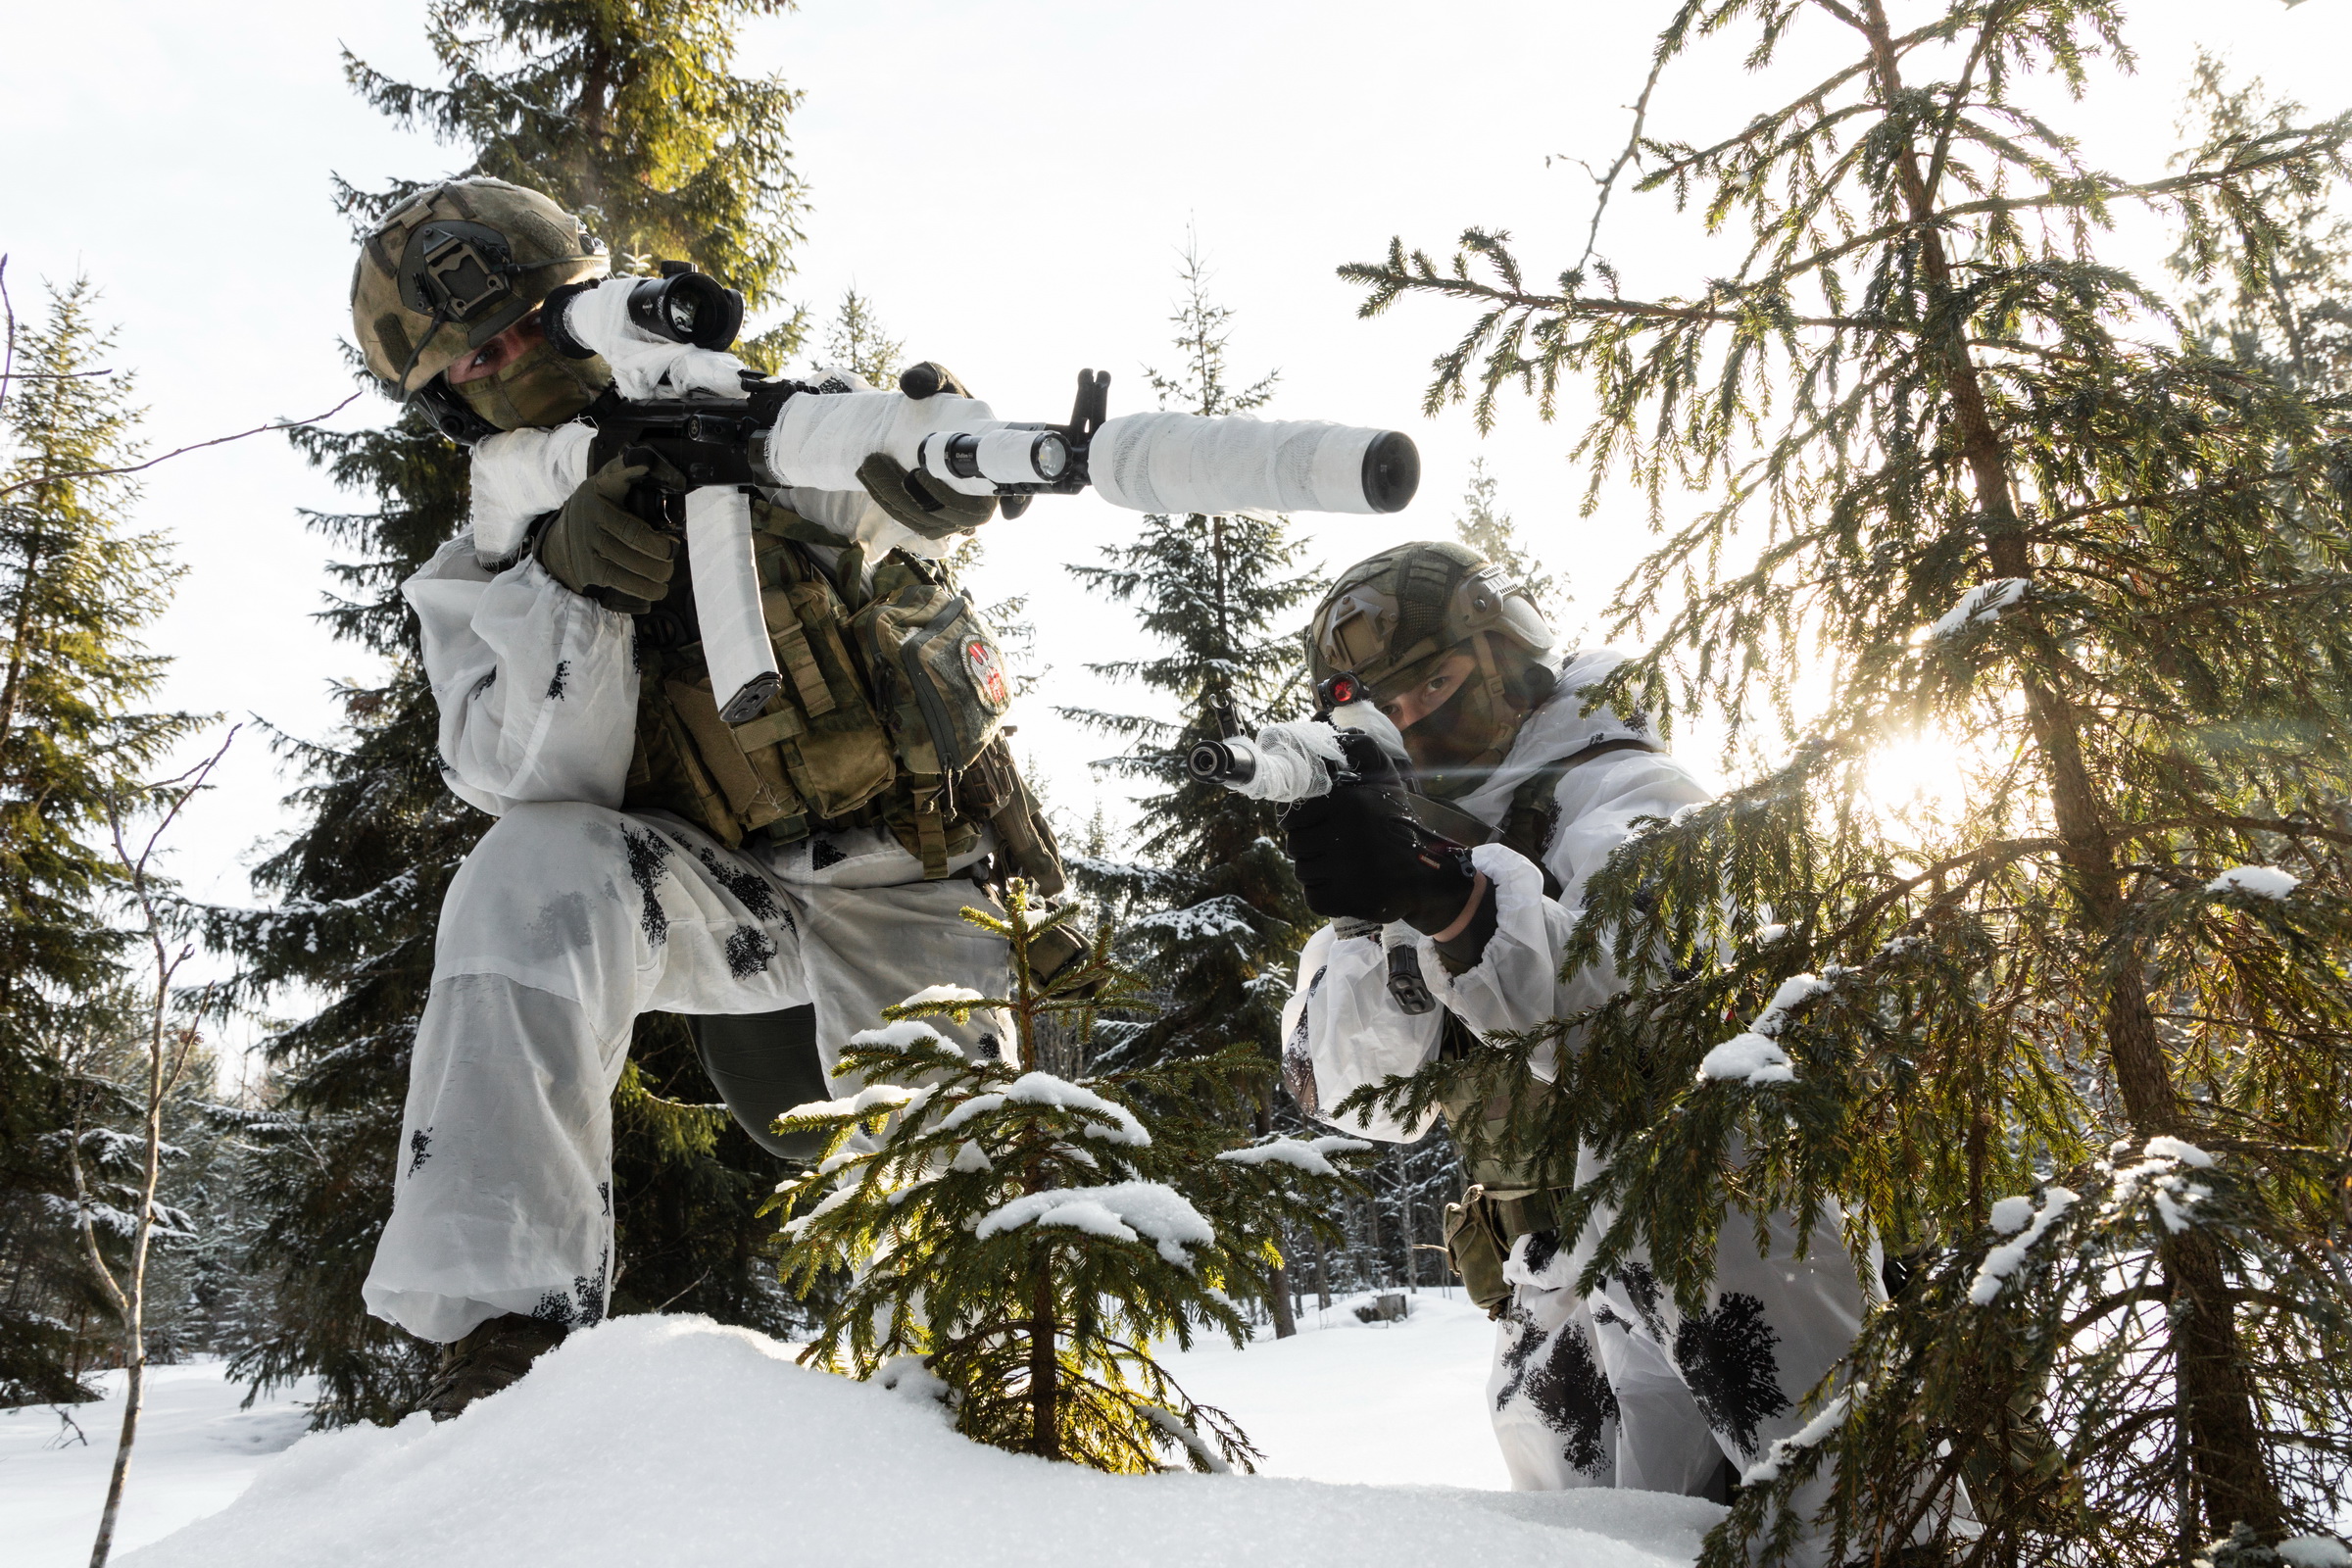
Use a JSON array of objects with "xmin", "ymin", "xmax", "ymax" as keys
[{"xmin": 419, "ymin": 1313, "xmax": 566, "ymax": 1422}]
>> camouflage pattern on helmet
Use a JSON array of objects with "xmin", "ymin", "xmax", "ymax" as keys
[
  {"xmin": 351, "ymin": 178, "xmax": 609, "ymax": 396},
  {"xmin": 1307, "ymin": 540, "xmax": 1556, "ymax": 698}
]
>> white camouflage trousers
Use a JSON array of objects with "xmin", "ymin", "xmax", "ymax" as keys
[
  {"xmin": 1490, "ymin": 1205, "xmax": 1872, "ymax": 1566},
  {"xmin": 362, "ymin": 801, "xmax": 1011, "ymax": 1345}
]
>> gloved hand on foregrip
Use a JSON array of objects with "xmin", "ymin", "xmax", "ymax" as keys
[
  {"xmin": 535, "ymin": 455, "xmax": 676, "ymax": 614},
  {"xmin": 857, "ymin": 452, "xmax": 997, "ymax": 539},
  {"xmin": 856, "ymin": 360, "xmax": 998, "ymax": 539},
  {"xmin": 1279, "ymin": 730, "xmax": 1481, "ymax": 932}
]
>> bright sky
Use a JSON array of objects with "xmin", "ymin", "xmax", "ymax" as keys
[{"xmin": 4, "ymin": 0, "xmax": 2348, "ymax": 1034}]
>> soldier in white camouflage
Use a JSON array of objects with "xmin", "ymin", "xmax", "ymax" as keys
[
  {"xmin": 1281, "ymin": 542, "xmax": 1879, "ymax": 1564},
  {"xmin": 351, "ymin": 178, "xmax": 1067, "ymax": 1418}
]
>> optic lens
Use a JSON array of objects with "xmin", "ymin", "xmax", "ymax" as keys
[
  {"xmin": 1034, "ymin": 433, "xmax": 1069, "ymax": 480},
  {"xmin": 668, "ymin": 296, "xmax": 699, "ymax": 332}
]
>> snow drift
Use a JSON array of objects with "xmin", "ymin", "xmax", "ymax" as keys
[{"xmin": 117, "ymin": 1314, "xmax": 1724, "ymax": 1568}]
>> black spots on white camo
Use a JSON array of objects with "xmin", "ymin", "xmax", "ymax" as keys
[
  {"xmin": 1617, "ymin": 1260, "xmax": 1671, "ymax": 1345},
  {"xmin": 408, "ymin": 1127, "xmax": 433, "ymax": 1176},
  {"xmin": 1673, "ymin": 1291, "xmax": 1790, "ymax": 1457},
  {"xmin": 725, "ymin": 924, "xmax": 778, "ymax": 980},
  {"xmin": 470, "ymin": 668, "xmax": 497, "ymax": 699},
  {"xmin": 1495, "ymin": 1302, "xmax": 1618, "ymax": 1478},
  {"xmin": 808, "ymin": 838, "xmax": 847, "ymax": 872},
  {"xmin": 533, "ymin": 1221, "xmax": 612, "ymax": 1332},
  {"xmin": 690, "ymin": 842, "xmax": 789, "ymax": 928},
  {"xmin": 1283, "ymin": 964, "xmax": 1328, "ymax": 1116},
  {"xmin": 621, "ymin": 826, "xmax": 673, "ymax": 946},
  {"xmin": 545, "ymin": 660, "xmax": 570, "ymax": 701}
]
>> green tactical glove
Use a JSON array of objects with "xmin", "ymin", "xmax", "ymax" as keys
[
  {"xmin": 535, "ymin": 456, "xmax": 677, "ymax": 614},
  {"xmin": 857, "ymin": 361, "xmax": 997, "ymax": 539}
]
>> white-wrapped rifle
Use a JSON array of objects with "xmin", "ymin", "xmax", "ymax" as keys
[{"xmin": 466, "ymin": 273, "xmax": 1422, "ymax": 723}]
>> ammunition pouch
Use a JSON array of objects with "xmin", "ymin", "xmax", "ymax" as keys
[{"xmin": 621, "ymin": 497, "xmax": 1065, "ymax": 896}]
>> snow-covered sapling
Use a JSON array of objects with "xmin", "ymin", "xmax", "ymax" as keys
[{"xmin": 769, "ymin": 880, "xmax": 1368, "ymax": 1472}]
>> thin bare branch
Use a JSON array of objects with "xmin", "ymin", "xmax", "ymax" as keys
[{"xmin": 0, "ymin": 394, "xmax": 365, "ymax": 503}]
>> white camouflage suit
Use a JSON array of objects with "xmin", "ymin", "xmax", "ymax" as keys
[
  {"xmin": 1283, "ymin": 652, "xmax": 1875, "ymax": 1557},
  {"xmin": 362, "ymin": 496, "xmax": 1013, "ymax": 1347}
]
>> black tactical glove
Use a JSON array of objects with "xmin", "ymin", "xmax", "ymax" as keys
[
  {"xmin": 535, "ymin": 455, "xmax": 676, "ymax": 614},
  {"xmin": 856, "ymin": 361, "xmax": 997, "ymax": 539},
  {"xmin": 1279, "ymin": 731, "xmax": 1482, "ymax": 933}
]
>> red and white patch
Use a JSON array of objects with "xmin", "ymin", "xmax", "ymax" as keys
[{"xmin": 964, "ymin": 637, "xmax": 1010, "ymax": 710}]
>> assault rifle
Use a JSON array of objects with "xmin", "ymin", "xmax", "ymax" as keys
[
  {"xmin": 1187, "ymin": 673, "xmax": 1481, "ymax": 1016},
  {"xmin": 466, "ymin": 270, "xmax": 1422, "ymax": 724}
]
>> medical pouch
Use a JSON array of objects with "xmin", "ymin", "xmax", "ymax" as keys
[{"xmin": 849, "ymin": 555, "xmax": 1012, "ymax": 779}]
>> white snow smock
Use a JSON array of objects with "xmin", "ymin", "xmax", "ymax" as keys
[
  {"xmin": 368, "ymin": 525, "xmax": 1011, "ymax": 1346},
  {"xmin": 1282, "ymin": 649, "xmax": 1701, "ymax": 1142},
  {"xmin": 1279, "ymin": 651, "xmax": 1898, "ymax": 1561}
]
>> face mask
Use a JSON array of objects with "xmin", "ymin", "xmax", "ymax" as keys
[
  {"xmin": 1401, "ymin": 638, "xmax": 1526, "ymax": 798},
  {"xmin": 452, "ymin": 339, "xmax": 612, "ymax": 431}
]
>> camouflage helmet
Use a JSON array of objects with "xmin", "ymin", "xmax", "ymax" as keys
[
  {"xmin": 351, "ymin": 177, "xmax": 608, "ymax": 396},
  {"xmin": 1308, "ymin": 541, "xmax": 1556, "ymax": 698}
]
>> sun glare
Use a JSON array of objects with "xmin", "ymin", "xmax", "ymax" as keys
[{"xmin": 1855, "ymin": 730, "xmax": 1979, "ymax": 830}]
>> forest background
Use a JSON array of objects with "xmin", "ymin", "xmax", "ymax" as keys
[
  {"xmin": 7, "ymin": 0, "xmax": 2344, "ymax": 1039},
  {"xmin": 4, "ymin": 0, "xmax": 2351, "ymax": 1506}
]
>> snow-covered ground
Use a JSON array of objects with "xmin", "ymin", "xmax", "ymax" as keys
[
  {"xmin": 1, "ymin": 1360, "xmax": 318, "ymax": 1566},
  {"xmin": 7, "ymin": 1292, "xmax": 1721, "ymax": 1567}
]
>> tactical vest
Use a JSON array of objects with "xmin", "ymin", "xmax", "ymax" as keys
[{"xmin": 620, "ymin": 494, "xmax": 1065, "ymax": 895}]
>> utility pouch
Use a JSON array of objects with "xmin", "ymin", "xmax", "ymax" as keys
[
  {"xmin": 749, "ymin": 571, "xmax": 896, "ymax": 820},
  {"xmin": 958, "ymin": 738, "xmax": 1068, "ymax": 899},
  {"xmin": 1444, "ymin": 1184, "xmax": 1571, "ymax": 1318},
  {"xmin": 1443, "ymin": 1185, "xmax": 1515, "ymax": 1318}
]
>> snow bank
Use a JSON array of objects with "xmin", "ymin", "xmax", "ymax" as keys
[
  {"xmin": 4, "ymin": 1362, "xmax": 316, "ymax": 1568},
  {"xmin": 118, "ymin": 1315, "xmax": 1718, "ymax": 1568}
]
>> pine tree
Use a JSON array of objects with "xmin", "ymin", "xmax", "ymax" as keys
[
  {"xmin": 1062, "ymin": 247, "xmax": 1320, "ymax": 1072},
  {"xmin": 208, "ymin": 0, "xmax": 809, "ymax": 1425},
  {"xmin": 1060, "ymin": 248, "xmax": 1328, "ymax": 1332},
  {"xmin": 772, "ymin": 881, "xmax": 1367, "ymax": 1470},
  {"xmin": 1345, "ymin": 5, "xmax": 2352, "ymax": 1561},
  {"xmin": 0, "ymin": 276, "xmax": 197, "ymax": 1403},
  {"xmin": 2172, "ymin": 57, "xmax": 2352, "ymax": 399},
  {"xmin": 1449, "ymin": 458, "xmax": 1564, "ymax": 624},
  {"xmin": 819, "ymin": 286, "xmax": 904, "ymax": 385}
]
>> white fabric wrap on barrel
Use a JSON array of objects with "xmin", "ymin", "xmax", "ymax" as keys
[
  {"xmin": 1088, "ymin": 412, "xmax": 1383, "ymax": 515},
  {"xmin": 762, "ymin": 389, "xmax": 1000, "ymax": 491},
  {"xmin": 468, "ymin": 423, "xmax": 596, "ymax": 559},
  {"xmin": 684, "ymin": 485, "xmax": 778, "ymax": 719}
]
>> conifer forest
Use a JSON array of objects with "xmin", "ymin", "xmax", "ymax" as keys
[{"xmin": 3, "ymin": 2, "xmax": 2349, "ymax": 1565}]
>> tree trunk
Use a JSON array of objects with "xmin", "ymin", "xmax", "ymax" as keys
[
  {"xmin": 1854, "ymin": 0, "xmax": 2282, "ymax": 1536},
  {"xmin": 1254, "ymin": 1090, "xmax": 1297, "ymax": 1338},
  {"xmin": 1027, "ymin": 1252, "xmax": 1058, "ymax": 1460}
]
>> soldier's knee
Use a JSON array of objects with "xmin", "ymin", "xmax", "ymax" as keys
[
  {"xmin": 469, "ymin": 802, "xmax": 623, "ymax": 875},
  {"xmin": 447, "ymin": 802, "xmax": 643, "ymax": 928}
]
